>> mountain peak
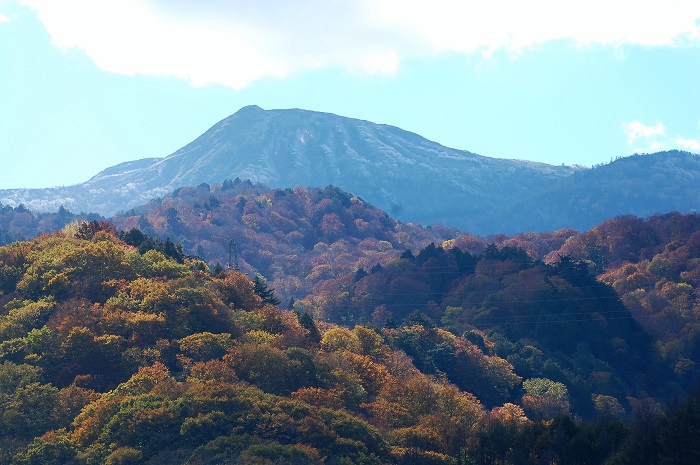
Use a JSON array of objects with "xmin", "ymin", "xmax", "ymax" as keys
[
  {"xmin": 3, "ymin": 107, "xmax": 698, "ymax": 234},
  {"xmin": 0, "ymin": 107, "xmax": 576, "ymax": 231},
  {"xmin": 234, "ymin": 104, "xmax": 264, "ymax": 114}
]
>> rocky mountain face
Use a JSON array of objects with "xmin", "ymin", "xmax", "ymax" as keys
[{"xmin": 1, "ymin": 105, "xmax": 698, "ymax": 234}]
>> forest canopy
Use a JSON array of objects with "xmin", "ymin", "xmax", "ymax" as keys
[{"xmin": 1, "ymin": 204, "xmax": 700, "ymax": 464}]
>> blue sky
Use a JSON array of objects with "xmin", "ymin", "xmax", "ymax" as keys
[{"xmin": 1, "ymin": 0, "xmax": 699, "ymax": 189}]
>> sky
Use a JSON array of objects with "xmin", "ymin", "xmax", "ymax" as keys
[{"xmin": 1, "ymin": 0, "xmax": 699, "ymax": 190}]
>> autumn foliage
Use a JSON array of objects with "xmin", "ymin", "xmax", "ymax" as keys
[
  {"xmin": 2, "ymin": 196, "xmax": 700, "ymax": 464},
  {"xmin": 0, "ymin": 227, "xmax": 494, "ymax": 464}
]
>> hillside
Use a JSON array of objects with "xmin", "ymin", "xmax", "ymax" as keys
[
  {"xmin": 110, "ymin": 180, "xmax": 459, "ymax": 305},
  {"xmin": 300, "ymin": 239, "xmax": 675, "ymax": 411},
  {"xmin": 498, "ymin": 151, "xmax": 700, "ymax": 232},
  {"xmin": 554, "ymin": 213, "xmax": 700, "ymax": 386},
  {"xmin": 0, "ymin": 228, "xmax": 468, "ymax": 464},
  {"xmin": 3, "ymin": 179, "xmax": 700, "ymax": 390},
  {"xmin": 2, "ymin": 184, "xmax": 572, "ymax": 307},
  {"xmin": 0, "ymin": 204, "xmax": 102, "ymax": 246},
  {"xmin": 3, "ymin": 223, "xmax": 700, "ymax": 464}
]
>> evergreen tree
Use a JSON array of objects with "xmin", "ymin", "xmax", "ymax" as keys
[
  {"xmin": 354, "ymin": 267, "xmax": 368, "ymax": 282},
  {"xmin": 120, "ymin": 228, "xmax": 146, "ymax": 248},
  {"xmin": 253, "ymin": 275, "xmax": 280, "ymax": 306},
  {"xmin": 163, "ymin": 238, "xmax": 185, "ymax": 263},
  {"xmin": 403, "ymin": 310, "xmax": 435, "ymax": 328},
  {"xmin": 297, "ymin": 312, "xmax": 322, "ymax": 343},
  {"xmin": 212, "ymin": 263, "xmax": 224, "ymax": 276}
]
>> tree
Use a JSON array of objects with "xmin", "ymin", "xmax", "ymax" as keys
[
  {"xmin": 522, "ymin": 378, "xmax": 571, "ymax": 420},
  {"xmin": 2, "ymin": 382, "xmax": 60, "ymax": 437},
  {"xmin": 253, "ymin": 275, "xmax": 280, "ymax": 306},
  {"xmin": 212, "ymin": 262, "xmax": 224, "ymax": 276},
  {"xmin": 657, "ymin": 387, "xmax": 700, "ymax": 465},
  {"xmin": 75, "ymin": 220, "xmax": 116, "ymax": 241},
  {"xmin": 10, "ymin": 430, "xmax": 78, "ymax": 465},
  {"xmin": 298, "ymin": 312, "xmax": 321, "ymax": 344}
]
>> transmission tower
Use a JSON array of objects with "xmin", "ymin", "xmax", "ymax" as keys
[{"xmin": 226, "ymin": 239, "xmax": 239, "ymax": 270}]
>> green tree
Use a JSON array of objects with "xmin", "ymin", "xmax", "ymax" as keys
[
  {"xmin": 253, "ymin": 275, "xmax": 280, "ymax": 306},
  {"xmin": 10, "ymin": 430, "xmax": 78, "ymax": 465},
  {"xmin": 2, "ymin": 382, "xmax": 60, "ymax": 437},
  {"xmin": 522, "ymin": 378, "xmax": 571, "ymax": 420},
  {"xmin": 297, "ymin": 312, "xmax": 321, "ymax": 344}
]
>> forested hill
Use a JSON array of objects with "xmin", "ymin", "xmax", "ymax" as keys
[
  {"xmin": 301, "ymin": 212, "xmax": 700, "ymax": 394},
  {"xmin": 2, "ymin": 225, "xmax": 700, "ymax": 465},
  {"xmin": 109, "ymin": 180, "xmax": 460, "ymax": 305},
  {"xmin": 0, "ymin": 204, "xmax": 101, "ymax": 246},
  {"xmin": 555, "ymin": 213, "xmax": 700, "ymax": 389},
  {"xmin": 299, "ymin": 240, "xmax": 671, "ymax": 409},
  {"xmin": 2, "ymin": 105, "xmax": 698, "ymax": 234},
  {"xmin": 2, "ymin": 183, "xmax": 571, "ymax": 310},
  {"xmin": 0, "ymin": 228, "xmax": 474, "ymax": 464}
]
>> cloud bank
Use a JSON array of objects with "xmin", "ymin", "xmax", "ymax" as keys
[{"xmin": 21, "ymin": 0, "xmax": 700, "ymax": 89}]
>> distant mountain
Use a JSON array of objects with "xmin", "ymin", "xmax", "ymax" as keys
[
  {"xmin": 1, "ymin": 105, "xmax": 698, "ymax": 234},
  {"xmin": 497, "ymin": 150, "xmax": 700, "ymax": 233},
  {"xmin": 0, "ymin": 106, "xmax": 572, "ymax": 232}
]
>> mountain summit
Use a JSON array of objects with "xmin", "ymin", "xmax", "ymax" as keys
[
  {"xmin": 0, "ymin": 106, "xmax": 573, "ymax": 232},
  {"xmin": 1, "ymin": 106, "xmax": 699, "ymax": 234}
]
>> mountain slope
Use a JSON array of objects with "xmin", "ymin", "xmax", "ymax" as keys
[
  {"xmin": 498, "ymin": 150, "xmax": 700, "ymax": 232},
  {"xmin": 110, "ymin": 181, "xmax": 457, "ymax": 304},
  {"xmin": 0, "ymin": 106, "xmax": 574, "ymax": 233},
  {"xmin": 1, "ymin": 106, "xmax": 699, "ymax": 234}
]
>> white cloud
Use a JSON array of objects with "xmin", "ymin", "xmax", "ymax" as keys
[
  {"xmin": 623, "ymin": 121, "xmax": 665, "ymax": 144},
  {"xmin": 375, "ymin": 0, "xmax": 700, "ymax": 53},
  {"xmin": 677, "ymin": 137, "xmax": 700, "ymax": 150},
  {"xmin": 357, "ymin": 51, "xmax": 401, "ymax": 76},
  {"xmin": 623, "ymin": 121, "xmax": 700, "ymax": 153},
  {"xmin": 20, "ymin": 0, "xmax": 700, "ymax": 89},
  {"xmin": 646, "ymin": 140, "xmax": 667, "ymax": 152},
  {"xmin": 0, "ymin": 13, "xmax": 10, "ymax": 23}
]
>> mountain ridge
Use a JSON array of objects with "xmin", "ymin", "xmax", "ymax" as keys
[{"xmin": 1, "ymin": 106, "xmax": 698, "ymax": 234}]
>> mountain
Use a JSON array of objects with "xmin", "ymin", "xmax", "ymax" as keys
[
  {"xmin": 0, "ymin": 106, "xmax": 572, "ymax": 232},
  {"xmin": 497, "ymin": 150, "xmax": 700, "ymax": 233},
  {"xmin": 1, "ymin": 105, "xmax": 699, "ymax": 234},
  {"xmin": 3, "ymin": 218, "xmax": 697, "ymax": 465}
]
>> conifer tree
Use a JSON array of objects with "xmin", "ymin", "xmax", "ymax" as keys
[
  {"xmin": 297, "ymin": 312, "xmax": 322, "ymax": 343},
  {"xmin": 253, "ymin": 274, "xmax": 280, "ymax": 306}
]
